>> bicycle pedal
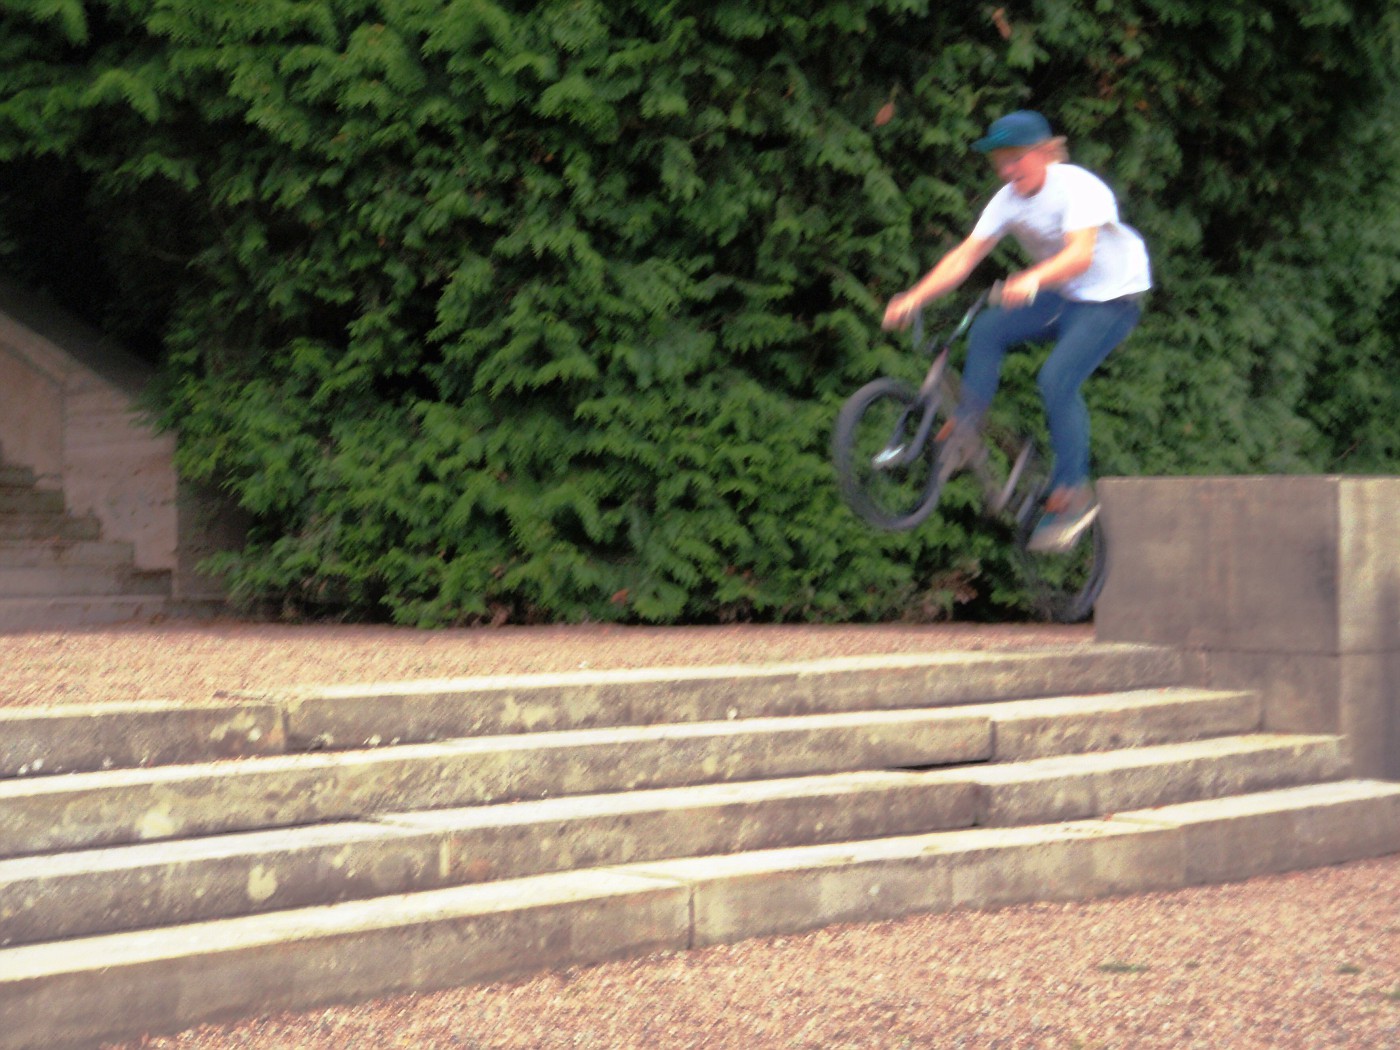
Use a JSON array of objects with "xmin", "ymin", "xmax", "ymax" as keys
[{"xmin": 935, "ymin": 443, "xmax": 984, "ymax": 483}]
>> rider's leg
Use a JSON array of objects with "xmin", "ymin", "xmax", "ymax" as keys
[
  {"xmin": 956, "ymin": 292, "xmax": 1065, "ymax": 428},
  {"xmin": 936, "ymin": 294, "xmax": 1062, "ymax": 474},
  {"xmin": 1036, "ymin": 297, "xmax": 1143, "ymax": 492}
]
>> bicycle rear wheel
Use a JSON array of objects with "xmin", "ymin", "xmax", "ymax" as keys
[{"xmin": 832, "ymin": 377, "xmax": 949, "ymax": 531}]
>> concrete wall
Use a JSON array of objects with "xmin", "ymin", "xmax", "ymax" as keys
[
  {"xmin": 1095, "ymin": 476, "xmax": 1400, "ymax": 780},
  {"xmin": 0, "ymin": 289, "xmax": 240, "ymax": 603}
]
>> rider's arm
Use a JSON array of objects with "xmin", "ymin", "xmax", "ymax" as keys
[
  {"xmin": 882, "ymin": 234, "xmax": 998, "ymax": 330},
  {"xmin": 1002, "ymin": 226, "xmax": 1098, "ymax": 306}
]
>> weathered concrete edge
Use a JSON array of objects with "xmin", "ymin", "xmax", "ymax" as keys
[
  {"xmin": 0, "ymin": 773, "xmax": 980, "ymax": 948},
  {"xmin": 0, "ymin": 720, "xmax": 1342, "ymax": 945},
  {"xmin": 8, "ymin": 797, "xmax": 1399, "ymax": 1050},
  {"xmin": 0, "ymin": 712, "xmax": 994, "ymax": 858},
  {"xmin": 0, "ymin": 700, "xmax": 287, "ymax": 778},
  {"xmin": 1106, "ymin": 779, "xmax": 1400, "ymax": 884},
  {"xmin": 265, "ymin": 644, "xmax": 1188, "ymax": 749},
  {"xmin": 619, "ymin": 784, "xmax": 1400, "ymax": 947},
  {"xmin": 0, "ymin": 869, "xmax": 692, "ymax": 1050}
]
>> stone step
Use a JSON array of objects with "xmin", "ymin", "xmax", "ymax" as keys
[
  {"xmin": 0, "ymin": 770, "xmax": 975, "ymax": 947},
  {"xmin": 0, "ymin": 563, "xmax": 171, "ymax": 597},
  {"xmin": 262, "ymin": 645, "xmax": 1187, "ymax": 749},
  {"xmin": 0, "ymin": 707, "xmax": 1297, "ymax": 947},
  {"xmin": 0, "ymin": 686, "xmax": 1259, "ymax": 848},
  {"xmin": 0, "ymin": 539, "xmax": 137, "ymax": 570},
  {"xmin": 0, "ymin": 700, "xmax": 286, "ymax": 779},
  {"xmin": 1106, "ymin": 777, "xmax": 1400, "ymax": 883},
  {"xmin": 0, "ymin": 706, "xmax": 994, "ymax": 857},
  {"xmin": 2, "ymin": 664, "xmax": 1242, "ymax": 780},
  {"xmin": 0, "ymin": 488, "xmax": 64, "ymax": 515},
  {"xmin": 0, "ymin": 594, "xmax": 168, "ymax": 631},
  {"xmin": 0, "ymin": 514, "xmax": 100, "ymax": 543},
  {"xmin": 960, "ymin": 687, "xmax": 1260, "ymax": 761},
  {"xmin": 0, "ymin": 465, "xmax": 36, "ymax": 488},
  {"xmin": 0, "ymin": 688, "xmax": 1266, "ymax": 853},
  {"xmin": 943, "ymin": 732, "xmax": 1348, "ymax": 826},
  {"xmin": 4, "ymin": 779, "xmax": 1397, "ymax": 1050},
  {"xmin": 625, "ymin": 778, "xmax": 1400, "ymax": 947}
]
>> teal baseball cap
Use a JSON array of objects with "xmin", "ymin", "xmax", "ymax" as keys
[{"xmin": 972, "ymin": 110, "xmax": 1054, "ymax": 152}]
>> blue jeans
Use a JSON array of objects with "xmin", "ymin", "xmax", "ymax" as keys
[{"xmin": 955, "ymin": 291, "xmax": 1143, "ymax": 491}]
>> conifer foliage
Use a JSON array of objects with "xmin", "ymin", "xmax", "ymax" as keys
[{"xmin": 1, "ymin": 1, "xmax": 1396, "ymax": 624}]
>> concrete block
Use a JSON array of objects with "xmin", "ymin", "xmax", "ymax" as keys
[
  {"xmin": 1097, "ymin": 477, "xmax": 1343, "ymax": 652},
  {"xmin": 1337, "ymin": 653, "xmax": 1400, "ymax": 780},
  {"xmin": 1096, "ymin": 476, "xmax": 1400, "ymax": 780},
  {"xmin": 938, "ymin": 821, "xmax": 1185, "ymax": 910},
  {"xmin": 0, "ymin": 514, "xmax": 99, "ymax": 543},
  {"xmin": 1180, "ymin": 650, "xmax": 1337, "ymax": 735},
  {"xmin": 1338, "ymin": 479, "xmax": 1400, "ymax": 654},
  {"xmin": 0, "ymin": 489, "xmax": 63, "ymax": 515},
  {"xmin": 1098, "ymin": 475, "xmax": 1400, "ymax": 655},
  {"xmin": 1176, "ymin": 646, "xmax": 1400, "ymax": 780},
  {"xmin": 0, "ymin": 563, "xmax": 139, "ymax": 596}
]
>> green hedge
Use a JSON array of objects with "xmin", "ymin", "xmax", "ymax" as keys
[{"xmin": 1, "ymin": 0, "xmax": 1397, "ymax": 624}]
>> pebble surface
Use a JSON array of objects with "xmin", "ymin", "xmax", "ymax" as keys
[
  {"xmin": 3, "ymin": 619, "xmax": 1394, "ymax": 1049},
  {"xmin": 100, "ymin": 857, "xmax": 1400, "ymax": 1050}
]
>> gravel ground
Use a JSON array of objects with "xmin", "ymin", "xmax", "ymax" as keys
[
  {"xmin": 103, "ymin": 857, "xmax": 1400, "ymax": 1050},
  {"xmin": 5, "ymin": 618, "xmax": 1397, "ymax": 1049}
]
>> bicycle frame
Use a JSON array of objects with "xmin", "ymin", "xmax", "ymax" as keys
[
  {"xmin": 832, "ymin": 285, "xmax": 1109, "ymax": 622},
  {"xmin": 872, "ymin": 289, "xmax": 990, "ymax": 470}
]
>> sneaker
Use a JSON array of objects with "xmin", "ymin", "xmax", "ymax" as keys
[
  {"xmin": 934, "ymin": 418, "xmax": 984, "ymax": 479},
  {"xmin": 1026, "ymin": 483, "xmax": 1099, "ymax": 554}
]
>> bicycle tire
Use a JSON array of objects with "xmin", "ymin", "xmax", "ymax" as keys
[
  {"xmin": 832, "ymin": 377, "xmax": 950, "ymax": 531},
  {"xmin": 1011, "ymin": 510, "xmax": 1109, "ymax": 624}
]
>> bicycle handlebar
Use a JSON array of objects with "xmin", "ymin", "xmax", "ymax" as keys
[{"xmin": 912, "ymin": 288, "xmax": 991, "ymax": 356}]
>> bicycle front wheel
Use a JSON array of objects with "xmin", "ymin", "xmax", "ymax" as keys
[{"xmin": 832, "ymin": 377, "xmax": 949, "ymax": 531}]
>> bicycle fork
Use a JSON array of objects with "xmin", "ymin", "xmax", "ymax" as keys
[
  {"xmin": 870, "ymin": 349, "xmax": 951, "ymax": 470},
  {"xmin": 989, "ymin": 440, "xmax": 1039, "ymax": 521}
]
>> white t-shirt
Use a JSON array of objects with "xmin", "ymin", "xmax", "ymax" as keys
[{"xmin": 971, "ymin": 163, "xmax": 1152, "ymax": 302}]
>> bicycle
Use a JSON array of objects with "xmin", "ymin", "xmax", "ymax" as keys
[{"xmin": 831, "ymin": 287, "xmax": 1107, "ymax": 623}]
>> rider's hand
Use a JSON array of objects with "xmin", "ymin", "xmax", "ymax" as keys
[
  {"xmin": 999, "ymin": 273, "xmax": 1040, "ymax": 309},
  {"xmin": 882, "ymin": 292, "xmax": 918, "ymax": 331}
]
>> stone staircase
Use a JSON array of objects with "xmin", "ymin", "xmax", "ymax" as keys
[
  {"xmin": 0, "ymin": 456, "xmax": 172, "ymax": 629},
  {"xmin": 2, "ymin": 646, "xmax": 1399, "ymax": 1049}
]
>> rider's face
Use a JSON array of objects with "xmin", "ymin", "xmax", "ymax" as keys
[{"xmin": 989, "ymin": 144, "xmax": 1052, "ymax": 196}]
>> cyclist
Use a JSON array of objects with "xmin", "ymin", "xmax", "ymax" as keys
[{"xmin": 882, "ymin": 110, "xmax": 1150, "ymax": 553}]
